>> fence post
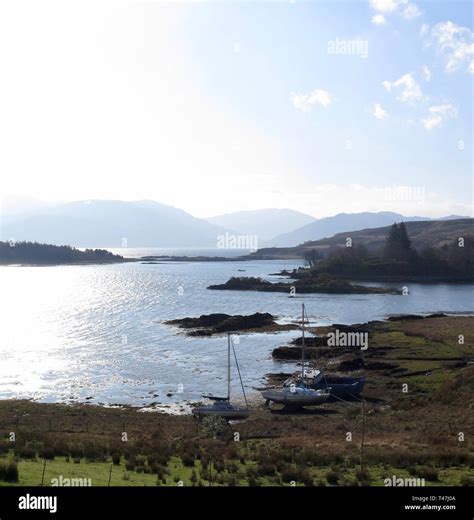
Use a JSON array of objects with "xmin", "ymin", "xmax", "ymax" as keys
[{"xmin": 41, "ymin": 459, "xmax": 47, "ymax": 486}]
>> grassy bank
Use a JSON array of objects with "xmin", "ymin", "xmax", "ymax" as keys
[{"xmin": 0, "ymin": 316, "xmax": 472, "ymax": 487}]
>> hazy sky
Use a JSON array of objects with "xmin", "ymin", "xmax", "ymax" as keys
[{"xmin": 0, "ymin": 0, "xmax": 472, "ymax": 218}]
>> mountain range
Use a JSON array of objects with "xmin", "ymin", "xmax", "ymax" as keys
[
  {"xmin": 0, "ymin": 200, "xmax": 469, "ymax": 249},
  {"xmin": 206, "ymin": 208, "xmax": 315, "ymax": 241},
  {"xmin": 0, "ymin": 200, "xmax": 227, "ymax": 248},
  {"xmin": 267, "ymin": 211, "xmax": 468, "ymax": 247},
  {"xmin": 247, "ymin": 218, "xmax": 474, "ymax": 260}
]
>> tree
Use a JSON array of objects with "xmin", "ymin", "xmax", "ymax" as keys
[
  {"xmin": 303, "ymin": 249, "xmax": 321, "ymax": 268},
  {"xmin": 384, "ymin": 222, "xmax": 412, "ymax": 260}
]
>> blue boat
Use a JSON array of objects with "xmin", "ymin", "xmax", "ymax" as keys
[
  {"xmin": 284, "ymin": 369, "xmax": 365, "ymax": 398},
  {"xmin": 314, "ymin": 373, "xmax": 365, "ymax": 397}
]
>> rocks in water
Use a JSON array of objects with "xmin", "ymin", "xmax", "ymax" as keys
[
  {"xmin": 208, "ymin": 276, "xmax": 401, "ymax": 295},
  {"xmin": 272, "ymin": 346, "xmax": 321, "ymax": 360},
  {"xmin": 165, "ymin": 312, "xmax": 287, "ymax": 336},
  {"xmin": 388, "ymin": 313, "xmax": 447, "ymax": 321},
  {"xmin": 291, "ymin": 336, "xmax": 328, "ymax": 347},
  {"xmin": 387, "ymin": 314, "xmax": 424, "ymax": 321},
  {"xmin": 331, "ymin": 324, "xmax": 371, "ymax": 333},
  {"xmin": 208, "ymin": 277, "xmax": 273, "ymax": 291}
]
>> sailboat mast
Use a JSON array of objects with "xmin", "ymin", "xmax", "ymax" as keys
[
  {"xmin": 227, "ymin": 332, "xmax": 231, "ymax": 400},
  {"xmin": 301, "ymin": 303, "xmax": 305, "ymax": 379}
]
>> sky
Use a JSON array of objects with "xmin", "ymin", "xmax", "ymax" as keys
[{"xmin": 0, "ymin": 0, "xmax": 472, "ymax": 219}]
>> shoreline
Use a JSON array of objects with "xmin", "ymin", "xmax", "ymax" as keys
[
  {"xmin": 0, "ymin": 313, "xmax": 472, "ymax": 487},
  {"xmin": 2, "ymin": 314, "xmax": 472, "ymax": 414}
]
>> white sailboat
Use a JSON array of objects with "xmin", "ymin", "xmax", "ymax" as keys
[
  {"xmin": 261, "ymin": 303, "xmax": 330, "ymax": 408},
  {"xmin": 193, "ymin": 333, "xmax": 249, "ymax": 420}
]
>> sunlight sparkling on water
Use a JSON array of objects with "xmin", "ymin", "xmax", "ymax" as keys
[{"xmin": 0, "ymin": 260, "xmax": 472, "ymax": 410}]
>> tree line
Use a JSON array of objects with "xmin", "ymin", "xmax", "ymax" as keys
[
  {"xmin": 304, "ymin": 222, "xmax": 474, "ymax": 279},
  {"xmin": 0, "ymin": 241, "xmax": 123, "ymax": 264}
]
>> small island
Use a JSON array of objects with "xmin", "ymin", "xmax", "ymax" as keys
[
  {"xmin": 208, "ymin": 275, "xmax": 400, "ymax": 295},
  {"xmin": 165, "ymin": 312, "xmax": 297, "ymax": 335},
  {"xmin": 0, "ymin": 241, "xmax": 127, "ymax": 265}
]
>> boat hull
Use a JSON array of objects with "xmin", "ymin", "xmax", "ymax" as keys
[
  {"xmin": 315, "ymin": 376, "xmax": 365, "ymax": 397},
  {"xmin": 261, "ymin": 389, "xmax": 329, "ymax": 406}
]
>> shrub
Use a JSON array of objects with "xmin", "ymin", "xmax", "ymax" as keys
[
  {"xmin": 256, "ymin": 463, "xmax": 277, "ymax": 477},
  {"xmin": 125, "ymin": 461, "xmax": 135, "ymax": 471},
  {"xmin": 281, "ymin": 467, "xmax": 300, "ymax": 484},
  {"xmin": 201, "ymin": 416, "xmax": 229, "ymax": 438},
  {"xmin": 0, "ymin": 461, "xmax": 19, "ymax": 482},
  {"xmin": 460, "ymin": 475, "xmax": 474, "ymax": 486},
  {"xmin": 356, "ymin": 469, "xmax": 371, "ymax": 485},
  {"xmin": 326, "ymin": 470, "xmax": 340, "ymax": 485},
  {"xmin": 411, "ymin": 466, "xmax": 439, "ymax": 482},
  {"xmin": 15, "ymin": 446, "xmax": 36, "ymax": 459},
  {"xmin": 111, "ymin": 452, "xmax": 121, "ymax": 465},
  {"xmin": 39, "ymin": 447, "xmax": 55, "ymax": 460}
]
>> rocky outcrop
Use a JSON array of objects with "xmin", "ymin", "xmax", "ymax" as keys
[
  {"xmin": 208, "ymin": 276, "xmax": 400, "ymax": 295},
  {"xmin": 165, "ymin": 312, "xmax": 295, "ymax": 336}
]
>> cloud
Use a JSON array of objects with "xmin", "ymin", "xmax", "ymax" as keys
[
  {"xmin": 382, "ymin": 80, "xmax": 392, "ymax": 92},
  {"xmin": 373, "ymin": 103, "xmax": 389, "ymax": 119},
  {"xmin": 421, "ymin": 103, "xmax": 457, "ymax": 130},
  {"xmin": 422, "ymin": 65, "xmax": 431, "ymax": 81},
  {"xmin": 291, "ymin": 89, "xmax": 332, "ymax": 111},
  {"xmin": 420, "ymin": 23, "xmax": 429, "ymax": 37},
  {"xmin": 385, "ymin": 73, "xmax": 423, "ymax": 103},
  {"xmin": 372, "ymin": 14, "xmax": 387, "ymax": 25},
  {"xmin": 370, "ymin": 0, "xmax": 398, "ymax": 12},
  {"xmin": 401, "ymin": 3, "xmax": 422, "ymax": 19},
  {"xmin": 370, "ymin": 0, "xmax": 421, "ymax": 22},
  {"xmin": 469, "ymin": 61, "xmax": 474, "ymax": 74},
  {"xmin": 430, "ymin": 21, "xmax": 474, "ymax": 72},
  {"xmin": 291, "ymin": 183, "xmax": 473, "ymax": 219}
]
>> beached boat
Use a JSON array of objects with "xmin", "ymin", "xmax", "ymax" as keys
[
  {"xmin": 261, "ymin": 385, "xmax": 329, "ymax": 406},
  {"xmin": 316, "ymin": 374, "xmax": 365, "ymax": 396},
  {"xmin": 284, "ymin": 369, "xmax": 365, "ymax": 397},
  {"xmin": 261, "ymin": 304, "xmax": 330, "ymax": 408},
  {"xmin": 193, "ymin": 333, "xmax": 249, "ymax": 420}
]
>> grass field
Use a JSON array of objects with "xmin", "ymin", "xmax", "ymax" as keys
[{"xmin": 0, "ymin": 454, "xmax": 471, "ymax": 487}]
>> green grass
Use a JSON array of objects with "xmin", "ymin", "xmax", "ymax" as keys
[{"xmin": 1, "ymin": 455, "xmax": 471, "ymax": 487}]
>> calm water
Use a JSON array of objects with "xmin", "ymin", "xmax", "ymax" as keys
[{"xmin": 0, "ymin": 259, "xmax": 472, "ymax": 412}]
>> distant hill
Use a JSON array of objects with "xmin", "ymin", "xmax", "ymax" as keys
[
  {"xmin": 207, "ymin": 208, "xmax": 316, "ymax": 242},
  {"xmin": 0, "ymin": 200, "xmax": 229, "ymax": 248},
  {"xmin": 307, "ymin": 218, "xmax": 474, "ymax": 250},
  {"xmin": 268, "ymin": 211, "xmax": 469, "ymax": 247},
  {"xmin": 0, "ymin": 241, "xmax": 125, "ymax": 265},
  {"xmin": 248, "ymin": 218, "xmax": 474, "ymax": 259}
]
